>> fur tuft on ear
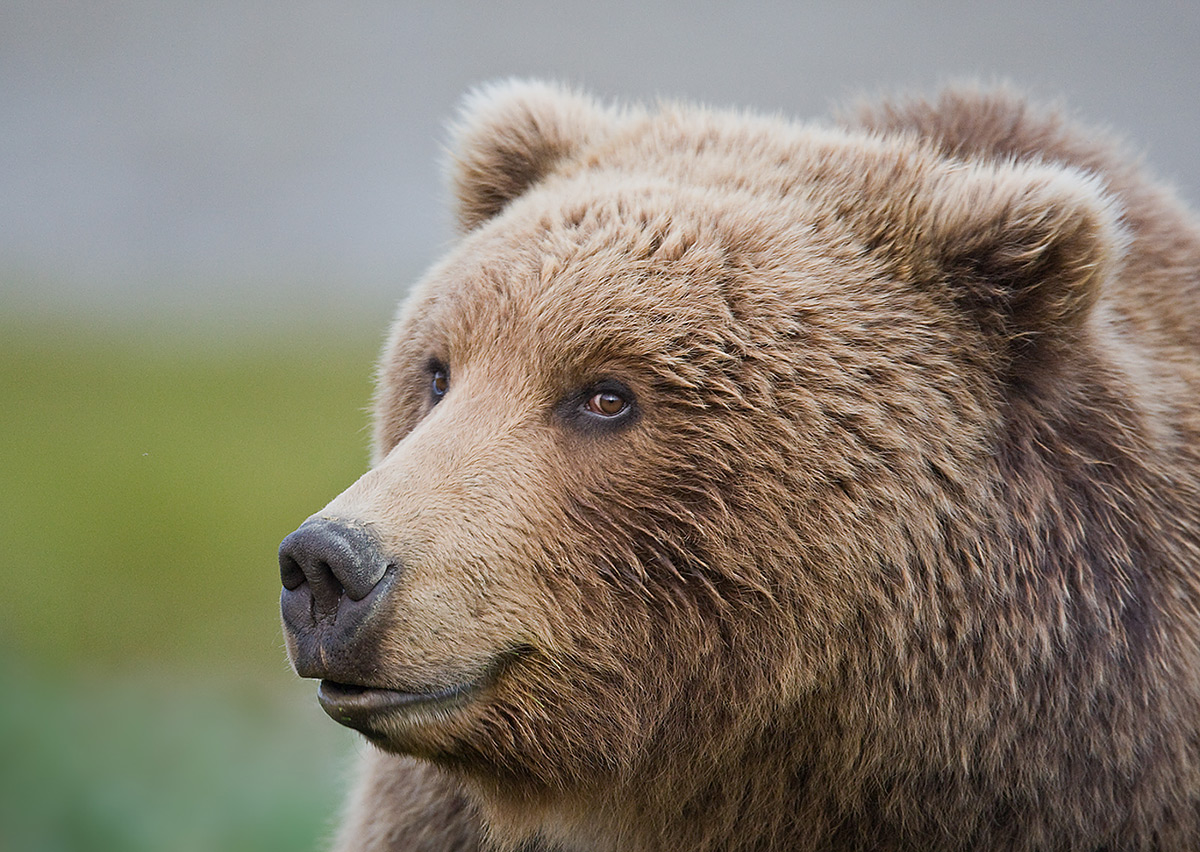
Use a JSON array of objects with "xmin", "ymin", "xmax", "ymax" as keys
[
  {"xmin": 874, "ymin": 160, "xmax": 1127, "ymax": 362},
  {"xmin": 447, "ymin": 80, "xmax": 614, "ymax": 232}
]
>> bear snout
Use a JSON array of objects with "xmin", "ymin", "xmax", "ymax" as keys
[{"xmin": 278, "ymin": 517, "xmax": 399, "ymax": 682}]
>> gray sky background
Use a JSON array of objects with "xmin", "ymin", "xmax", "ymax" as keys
[{"xmin": 3, "ymin": 0, "xmax": 1198, "ymax": 324}]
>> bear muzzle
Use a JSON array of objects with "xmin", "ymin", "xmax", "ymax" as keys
[{"xmin": 279, "ymin": 516, "xmax": 527, "ymax": 739}]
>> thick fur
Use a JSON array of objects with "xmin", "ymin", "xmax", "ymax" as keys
[{"xmin": 305, "ymin": 83, "xmax": 1200, "ymax": 851}]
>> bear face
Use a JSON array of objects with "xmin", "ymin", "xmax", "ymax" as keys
[{"xmin": 280, "ymin": 83, "xmax": 1200, "ymax": 851}]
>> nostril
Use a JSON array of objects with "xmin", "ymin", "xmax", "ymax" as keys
[{"xmin": 280, "ymin": 552, "xmax": 305, "ymax": 591}]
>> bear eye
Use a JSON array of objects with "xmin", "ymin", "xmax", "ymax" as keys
[
  {"xmin": 430, "ymin": 365, "xmax": 450, "ymax": 401},
  {"xmin": 586, "ymin": 390, "xmax": 628, "ymax": 417},
  {"xmin": 559, "ymin": 379, "xmax": 638, "ymax": 431}
]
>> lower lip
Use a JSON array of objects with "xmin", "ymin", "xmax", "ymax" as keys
[{"xmin": 317, "ymin": 678, "xmax": 477, "ymax": 732}]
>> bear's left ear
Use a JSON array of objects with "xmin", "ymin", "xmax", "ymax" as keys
[
  {"xmin": 447, "ymin": 80, "xmax": 615, "ymax": 232},
  {"xmin": 883, "ymin": 161, "xmax": 1127, "ymax": 363}
]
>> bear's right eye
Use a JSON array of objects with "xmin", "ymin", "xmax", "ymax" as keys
[{"xmin": 430, "ymin": 365, "xmax": 450, "ymax": 402}]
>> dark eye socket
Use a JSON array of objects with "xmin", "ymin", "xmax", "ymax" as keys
[{"xmin": 430, "ymin": 364, "xmax": 449, "ymax": 401}]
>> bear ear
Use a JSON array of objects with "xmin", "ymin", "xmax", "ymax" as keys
[
  {"xmin": 888, "ymin": 161, "xmax": 1127, "ymax": 364},
  {"xmin": 447, "ymin": 79, "xmax": 614, "ymax": 232}
]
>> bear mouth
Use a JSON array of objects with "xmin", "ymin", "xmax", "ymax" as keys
[
  {"xmin": 317, "ymin": 679, "xmax": 480, "ymax": 733},
  {"xmin": 316, "ymin": 646, "xmax": 532, "ymax": 735}
]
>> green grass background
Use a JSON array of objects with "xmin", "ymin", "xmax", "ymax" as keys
[{"xmin": 0, "ymin": 315, "xmax": 389, "ymax": 850}]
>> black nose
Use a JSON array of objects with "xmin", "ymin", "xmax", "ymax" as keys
[
  {"xmin": 279, "ymin": 517, "xmax": 399, "ymax": 680},
  {"xmin": 279, "ymin": 518, "xmax": 391, "ymax": 615}
]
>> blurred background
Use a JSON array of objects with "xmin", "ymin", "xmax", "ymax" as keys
[{"xmin": 2, "ymin": 1, "xmax": 1197, "ymax": 849}]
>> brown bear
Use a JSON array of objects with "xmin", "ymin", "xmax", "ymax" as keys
[{"xmin": 278, "ymin": 81, "xmax": 1200, "ymax": 851}]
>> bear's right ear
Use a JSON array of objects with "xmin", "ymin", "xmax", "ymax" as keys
[{"xmin": 447, "ymin": 80, "xmax": 614, "ymax": 232}]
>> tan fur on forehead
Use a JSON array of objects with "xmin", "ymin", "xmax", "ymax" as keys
[{"xmin": 449, "ymin": 81, "xmax": 1126, "ymax": 347}]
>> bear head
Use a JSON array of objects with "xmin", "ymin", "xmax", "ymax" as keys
[{"xmin": 279, "ymin": 81, "xmax": 1129, "ymax": 844}]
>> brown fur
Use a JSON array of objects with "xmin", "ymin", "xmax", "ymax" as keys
[{"xmin": 294, "ymin": 82, "xmax": 1200, "ymax": 851}]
